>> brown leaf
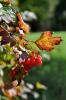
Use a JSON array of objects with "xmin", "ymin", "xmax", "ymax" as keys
[
  {"xmin": 0, "ymin": 27, "xmax": 16, "ymax": 46},
  {"xmin": 16, "ymin": 13, "xmax": 30, "ymax": 33},
  {"xmin": 4, "ymin": 0, "xmax": 11, "ymax": 4},
  {"xmin": 15, "ymin": 37, "xmax": 27, "ymax": 47},
  {"xmin": 35, "ymin": 31, "xmax": 62, "ymax": 51}
]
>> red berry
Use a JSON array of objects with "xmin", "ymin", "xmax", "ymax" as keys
[
  {"xmin": 23, "ymin": 58, "xmax": 31, "ymax": 73},
  {"xmin": 23, "ymin": 54, "xmax": 42, "ymax": 73},
  {"xmin": 9, "ymin": 68, "xmax": 18, "ymax": 78},
  {"xmin": 23, "ymin": 65, "xmax": 31, "ymax": 73},
  {"xmin": 30, "ymin": 56, "xmax": 36, "ymax": 66},
  {"xmin": 35, "ymin": 55, "xmax": 42, "ymax": 66},
  {"xmin": 23, "ymin": 56, "xmax": 36, "ymax": 73},
  {"xmin": 24, "ymin": 58, "xmax": 31, "ymax": 66}
]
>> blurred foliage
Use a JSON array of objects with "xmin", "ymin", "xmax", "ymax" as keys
[
  {"xmin": 18, "ymin": 0, "xmax": 66, "ymax": 30},
  {"xmin": 18, "ymin": 0, "xmax": 49, "ymax": 21},
  {"xmin": 2, "ymin": 0, "xmax": 65, "ymax": 30}
]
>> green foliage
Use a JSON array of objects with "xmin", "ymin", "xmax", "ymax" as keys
[{"xmin": 19, "ymin": 0, "xmax": 49, "ymax": 21}]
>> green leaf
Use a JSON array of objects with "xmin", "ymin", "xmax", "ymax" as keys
[
  {"xmin": 3, "ymin": 54, "xmax": 13, "ymax": 61},
  {"xmin": 0, "ymin": 96, "xmax": 8, "ymax": 100},
  {"xmin": 7, "ymin": 64, "xmax": 13, "ymax": 68},
  {"xmin": 0, "ymin": 4, "xmax": 17, "ymax": 25},
  {"xmin": 5, "ymin": 44, "xmax": 13, "ymax": 52},
  {"xmin": 0, "ymin": 60, "xmax": 6, "ymax": 68},
  {"xmin": 0, "ymin": 46, "xmax": 3, "ymax": 53},
  {"xmin": 25, "ymin": 41, "xmax": 40, "ymax": 51}
]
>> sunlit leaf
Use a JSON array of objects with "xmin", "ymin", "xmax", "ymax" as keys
[
  {"xmin": 16, "ymin": 12, "xmax": 30, "ymax": 33},
  {"xmin": 0, "ymin": 36, "xmax": 2, "ymax": 41},
  {"xmin": 0, "ymin": 60, "xmax": 6, "ymax": 68},
  {"xmin": 35, "ymin": 31, "xmax": 62, "ymax": 51}
]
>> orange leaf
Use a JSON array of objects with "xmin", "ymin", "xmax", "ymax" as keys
[
  {"xmin": 15, "ymin": 37, "xmax": 27, "ymax": 47},
  {"xmin": 35, "ymin": 31, "xmax": 62, "ymax": 51},
  {"xmin": 4, "ymin": 0, "xmax": 11, "ymax": 3},
  {"xmin": 16, "ymin": 13, "xmax": 30, "ymax": 33}
]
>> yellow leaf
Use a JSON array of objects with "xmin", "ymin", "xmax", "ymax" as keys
[
  {"xmin": 0, "ymin": 60, "xmax": 6, "ymax": 68},
  {"xmin": 0, "ymin": 36, "xmax": 2, "ymax": 41},
  {"xmin": 36, "ymin": 82, "xmax": 47, "ymax": 90}
]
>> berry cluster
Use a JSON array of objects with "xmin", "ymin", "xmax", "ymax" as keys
[
  {"xmin": 9, "ymin": 52, "xmax": 42, "ymax": 81},
  {"xmin": 23, "ymin": 54, "xmax": 42, "ymax": 73}
]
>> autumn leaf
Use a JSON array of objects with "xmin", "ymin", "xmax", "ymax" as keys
[
  {"xmin": 16, "ymin": 13, "xmax": 30, "ymax": 33},
  {"xmin": 0, "ymin": 27, "xmax": 16, "ymax": 46},
  {"xmin": 0, "ymin": 0, "xmax": 11, "ymax": 4},
  {"xmin": 15, "ymin": 37, "xmax": 28, "ymax": 47},
  {"xmin": 4, "ymin": 0, "xmax": 11, "ymax": 3},
  {"xmin": 35, "ymin": 31, "xmax": 62, "ymax": 51}
]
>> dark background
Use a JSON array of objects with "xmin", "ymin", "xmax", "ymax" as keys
[{"xmin": 17, "ymin": 0, "xmax": 66, "ymax": 31}]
